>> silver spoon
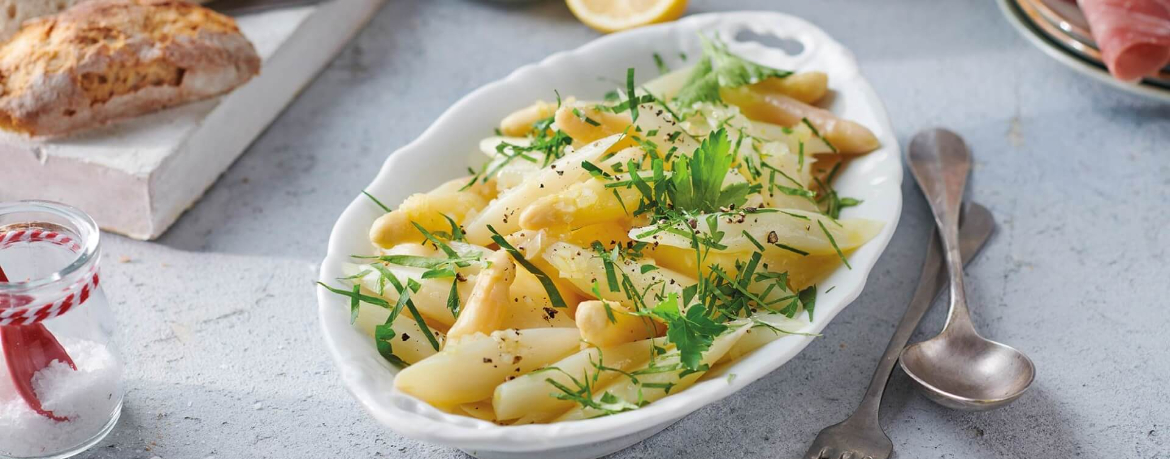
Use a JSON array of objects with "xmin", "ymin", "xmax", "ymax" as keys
[
  {"xmin": 901, "ymin": 128, "xmax": 1036, "ymax": 411},
  {"xmin": 804, "ymin": 203, "xmax": 996, "ymax": 459}
]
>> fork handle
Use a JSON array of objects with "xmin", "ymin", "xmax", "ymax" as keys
[{"xmin": 849, "ymin": 204, "xmax": 994, "ymax": 426}]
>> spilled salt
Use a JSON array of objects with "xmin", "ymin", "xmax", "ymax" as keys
[{"xmin": 0, "ymin": 339, "xmax": 123, "ymax": 458}]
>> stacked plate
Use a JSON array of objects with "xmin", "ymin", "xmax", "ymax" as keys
[{"xmin": 999, "ymin": 0, "xmax": 1170, "ymax": 101}]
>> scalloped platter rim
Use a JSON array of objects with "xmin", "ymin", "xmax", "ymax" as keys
[{"xmin": 317, "ymin": 11, "xmax": 904, "ymax": 459}]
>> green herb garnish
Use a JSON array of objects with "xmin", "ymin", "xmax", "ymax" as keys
[
  {"xmin": 653, "ymin": 52, "xmax": 669, "ymax": 75},
  {"xmin": 447, "ymin": 278, "xmax": 461, "ymax": 319},
  {"xmin": 666, "ymin": 128, "xmax": 752, "ymax": 213},
  {"xmin": 798, "ymin": 285, "xmax": 817, "ymax": 320},
  {"xmin": 801, "ymin": 117, "xmax": 837, "ymax": 153},
  {"xmin": 581, "ymin": 161, "xmax": 613, "ymax": 180},
  {"xmin": 649, "ymin": 294, "xmax": 728, "ymax": 371},
  {"xmin": 362, "ymin": 191, "xmax": 392, "ymax": 213},
  {"xmin": 817, "ymin": 219, "xmax": 850, "ymax": 268},
  {"xmin": 349, "ymin": 285, "xmax": 361, "ymax": 324},
  {"xmin": 674, "ymin": 34, "xmax": 793, "ymax": 108},
  {"xmin": 626, "ymin": 68, "xmax": 640, "ymax": 122},
  {"xmin": 488, "ymin": 225, "xmax": 567, "ymax": 308},
  {"xmin": 773, "ymin": 243, "xmax": 810, "ymax": 256}
]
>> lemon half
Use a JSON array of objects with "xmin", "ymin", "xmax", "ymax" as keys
[{"xmin": 566, "ymin": 0, "xmax": 688, "ymax": 34}]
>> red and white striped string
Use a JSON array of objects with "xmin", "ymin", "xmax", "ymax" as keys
[{"xmin": 0, "ymin": 229, "xmax": 100, "ymax": 326}]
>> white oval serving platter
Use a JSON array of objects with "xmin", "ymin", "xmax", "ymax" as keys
[{"xmin": 317, "ymin": 11, "xmax": 903, "ymax": 459}]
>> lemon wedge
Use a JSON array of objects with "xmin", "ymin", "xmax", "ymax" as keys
[{"xmin": 566, "ymin": 0, "xmax": 687, "ymax": 34}]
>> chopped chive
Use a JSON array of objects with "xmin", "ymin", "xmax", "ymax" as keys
[
  {"xmin": 773, "ymin": 184, "xmax": 817, "ymax": 199},
  {"xmin": 603, "ymin": 301, "xmax": 617, "ymax": 324},
  {"xmin": 441, "ymin": 214, "xmax": 465, "ymax": 242},
  {"xmin": 318, "ymin": 282, "xmax": 391, "ymax": 308},
  {"xmin": 412, "ymin": 222, "xmax": 460, "ymax": 258},
  {"xmin": 459, "ymin": 172, "xmax": 480, "ymax": 192},
  {"xmin": 750, "ymin": 319, "xmax": 820, "ymax": 337},
  {"xmin": 653, "ymin": 52, "xmax": 669, "ymax": 75},
  {"xmin": 592, "ymin": 241, "xmax": 621, "ymax": 292},
  {"xmin": 773, "ymin": 243, "xmax": 809, "ymax": 256},
  {"xmin": 488, "ymin": 225, "xmax": 566, "ymax": 308},
  {"xmin": 400, "ymin": 281, "xmax": 441, "ymax": 351},
  {"xmin": 447, "ymin": 278, "xmax": 461, "ymax": 319},
  {"xmin": 368, "ymin": 263, "xmax": 402, "ymax": 292},
  {"xmin": 742, "ymin": 230, "xmax": 765, "ymax": 252},
  {"xmin": 337, "ymin": 269, "xmax": 372, "ymax": 281},
  {"xmin": 581, "ymin": 161, "xmax": 613, "ymax": 180},
  {"xmin": 801, "ymin": 117, "xmax": 838, "ymax": 153},
  {"xmin": 817, "ymin": 219, "xmax": 850, "ymax": 268},
  {"xmin": 362, "ymin": 191, "xmax": 392, "ymax": 213},
  {"xmin": 349, "ymin": 285, "xmax": 361, "ymax": 324},
  {"xmin": 626, "ymin": 68, "xmax": 639, "ymax": 122},
  {"xmin": 572, "ymin": 107, "xmax": 602, "ymax": 126},
  {"xmin": 372, "ymin": 254, "xmax": 476, "ymax": 270},
  {"xmin": 420, "ymin": 268, "xmax": 456, "ymax": 279},
  {"xmin": 797, "ymin": 140, "xmax": 805, "ymax": 171}
]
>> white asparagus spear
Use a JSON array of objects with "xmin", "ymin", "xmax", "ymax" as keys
[
  {"xmin": 629, "ymin": 209, "xmax": 882, "ymax": 257},
  {"xmin": 395, "ymin": 328, "xmax": 582, "ymax": 407},
  {"xmin": 463, "ymin": 134, "xmax": 623, "ymax": 245},
  {"xmin": 492, "ymin": 338, "xmax": 658, "ymax": 421},
  {"xmin": 554, "ymin": 325, "xmax": 750, "ymax": 421}
]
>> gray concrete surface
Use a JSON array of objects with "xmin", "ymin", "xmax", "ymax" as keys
[{"xmin": 81, "ymin": 0, "xmax": 1169, "ymax": 458}]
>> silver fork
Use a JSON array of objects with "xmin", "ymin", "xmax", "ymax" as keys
[{"xmin": 803, "ymin": 203, "xmax": 995, "ymax": 459}]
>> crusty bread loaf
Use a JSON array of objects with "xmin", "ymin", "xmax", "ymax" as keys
[{"xmin": 0, "ymin": 0, "xmax": 260, "ymax": 137}]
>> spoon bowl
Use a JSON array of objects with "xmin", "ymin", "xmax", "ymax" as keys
[{"xmin": 900, "ymin": 332, "xmax": 1036, "ymax": 411}]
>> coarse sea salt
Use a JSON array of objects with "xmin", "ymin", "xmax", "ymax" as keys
[{"xmin": 0, "ymin": 339, "xmax": 123, "ymax": 458}]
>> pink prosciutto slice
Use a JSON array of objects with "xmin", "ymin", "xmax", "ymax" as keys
[{"xmin": 1078, "ymin": 0, "xmax": 1170, "ymax": 81}]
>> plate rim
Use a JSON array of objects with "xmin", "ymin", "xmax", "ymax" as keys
[
  {"xmin": 998, "ymin": 0, "xmax": 1170, "ymax": 102},
  {"xmin": 316, "ymin": 10, "xmax": 904, "ymax": 453}
]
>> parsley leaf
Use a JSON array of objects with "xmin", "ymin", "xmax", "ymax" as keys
[
  {"xmin": 650, "ymin": 294, "xmax": 728, "ymax": 371},
  {"xmin": 673, "ymin": 54, "xmax": 718, "ymax": 108},
  {"xmin": 674, "ymin": 34, "xmax": 793, "ymax": 108},
  {"xmin": 374, "ymin": 321, "xmax": 407, "ymax": 367},
  {"xmin": 667, "ymin": 128, "xmax": 751, "ymax": 213},
  {"xmin": 798, "ymin": 285, "xmax": 817, "ymax": 321}
]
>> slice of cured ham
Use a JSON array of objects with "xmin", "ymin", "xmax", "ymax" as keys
[{"xmin": 1079, "ymin": 0, "xmax": 1170, "ymax": 81}]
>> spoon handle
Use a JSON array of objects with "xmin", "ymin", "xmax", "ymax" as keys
[
  {"xmin": 908, "ymin": 128, "xmax": 975, "ymax": 333},
  {"xmin": 849, "ymin": 203, "xmax": 995, "ymax": 425}
]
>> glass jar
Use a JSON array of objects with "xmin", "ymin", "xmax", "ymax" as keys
[{"xmin": 0, "ymin": 201, "xmax": 122, "ymax": 459}]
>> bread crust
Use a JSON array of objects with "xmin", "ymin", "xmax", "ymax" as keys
[
  {"xmin": 0, "ymin": 0, "xmax": 260, "ymax": 136},
  {"xmin": 0, "ymin": 0, "xmax": 85, "ymax": 42}
]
